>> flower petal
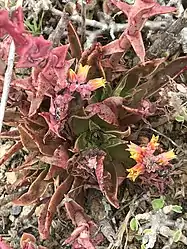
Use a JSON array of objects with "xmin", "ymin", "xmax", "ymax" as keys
[
  {"xmin": 87, "ymin": 78, "xmax": 106, "ymax": 91},
  {"xmin": 127, "ymin": 142, "xmax": 143, "ymax": 162},
  {"xmin": 148, "ymin": 134, "xmax": 159, "ymax": 151},
  {"xmin": 127, "ymin": 164, "xmax": 144, "ymax": 181},
  {"xmin": 77, "ymin": 64, "xmax": 91, "ymax": 83},
  {"xmin": 156, "ymin": 149, "xmax": 176, "ymax": 165},
  {"xmin": 68, "ymin": 69, "xmax": 77, "ymax": 83}
]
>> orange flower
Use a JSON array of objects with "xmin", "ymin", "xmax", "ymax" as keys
[
  {"xmin": 126, "ymin": 164, "xmax": 144, "ymax": 181},
  {"xmin": 127, "ymin": 142, "xmax": 144, "ymax": 163},
  {"xmin": 68, "ymin": 69, "xmax": 77, "ymax": 83},
  {"xmin": 87, "ymin": 78, "xmax": 106, "ymax": 91},
  {"xmin": 148, "ymin": 134, "xmax": 159, "ymax": 151}
]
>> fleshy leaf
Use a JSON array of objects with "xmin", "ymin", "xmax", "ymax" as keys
[
  {"xmin": 85, "ymin": 103, "xmax": 119, "ymax": 126},
  {"xmin": 0, "ymin": 237, "xmax": 13, "ymax": 249},
  {"xmin": 64, "ymin": 199, "xmax": 104, "ymax": 249},
  {"xmin": 0, "ymin": 7, "xmax": 52, "ymax": 67},
  {"xmin": 67, "ymin": 21, "xmax": 82, "ymax": 59},
  {"xmin": 151, "ymin": 197, "xmax": 165, "ymax": 211},
  {"xmin": 20, "ymin": 233, "xmax": 36, "ymax": 249},
  {"xmin": 40, "ymin": 145, "xmax": 69, "ymax": 168},
  {"xmin": 103, "ymin": 0, "xmax": 176, "ymax": 62},
  {"xmin": 13, "ymin": 169, "xmax": 49, "ymax": 205},
  {"xmin": 0, "ymin": 141, "xmax": 23, "ymax": 166},
  {"xmin": 130, "ymin": 217, "xmax": 139, "ymax": 231},
  {"xmin": 39, "ymin": 176, "xmax": 73, "ymax": 239},
  {"xmin": 96, "ymin": 160, "xmax": 119, "ymax": 209}
]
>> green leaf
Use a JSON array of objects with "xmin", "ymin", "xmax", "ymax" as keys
[
  {"xmin": 173, "ymin": 229, "xmax": 182, "ymax": 242},
  {"xmin": 102, "ymin": 133, "xmax": 125, "ymax": 149},
  {"xmin": 175, "ymin": 115, "xmax": 185, "ymax": 122},
  {"xmin": 151, "ymin": 197, "xmax": 165, "ymax": 211},
  {"xmin": 143, "ymin": 229, "xmax": 152, "ymax": 234},
  {"xmin": 141, "ymin": 244, "xmax": 146, "ymax": 249},
  {"xmin": 89, "ymin": 120, "xmax": 101, "ymax": 131},
  {"xmin": 100, "ymin": 84, "xmax": 113, "ymax": 101},
  {"xmin": 69, "ymin": 115, "xmax": 89, "ymax": 136},
  {"xmin": 172, "ymin": 205, "xmax": 183, "ymax": 213},
  {"xmin": 106, "ymin": 144, "xmax": 133, "ymax": 163},
  {"xmin": 130, "ymin": 217, "xmax": 139, "ymax": 231},
  {"xmin": 74, "ymin": 132, "xmax": 90, "ymax": 151}
]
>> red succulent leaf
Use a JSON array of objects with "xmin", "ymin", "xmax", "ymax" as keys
[
  {"xmin": 103, "ymin": 0, "xmax": 176, "ymax": 62},
  {"xmin": 45, "ymin": 45, "xmax": 69, "ymax": 69},
  {"xmin": 39, "ymin": 112, "xmax": 65, "ymax": 139},
  {"xmin": 0, "ymin": 129, "xmax": 20, "ymax": 140},
  {"xmin": 12, "ymin": 152, "xmax": 39, "ymax": 172},
  {"xmin": 0, "ymin": 36, "xmax": 12, "ymax": 61},
  {"xmin": 85, "ymin": 103, "xmax": 119, "ymax": 126},
  {"xmin": 18, "ymin": 122, "xmax": 63, "ymax": 156},
  {"xmin": 0, "ymin": 141, "xmax": 23, "ymax": 167},
  {"xmin": 16, "ymin": 35, "xmax": 52, "ymax": 68},
  {"xmin": 20, "ymin": 233, "xmax": 36, "ymax": 249},
  {"xmin": 103, "ymin": 96, "xmax": 124, "ymax": 117},
  {"xmin": 45, "ymin": 165, "xmax": 64, "ymax": 180},
  {"xmin": 28, "ymin": 73, "xmax": 53, "ymax": 117},
  {"xmin": 38, "ymin": 200, "xmax": 50, "ymax": 240},
  {"xmin": 12, "ymin": 76, "xmax": 36, "ymax": 93},
  {"xmin": 64, "ymin": 199, "xmax": 104, "ymax": 249},
  {"xmin": 95, "ymin": 157, "xmax": 119, "ymax": 209},
  {"xmin": 0, "ymin": 237, "xmax": 13, "ymax": 249},
  {"xmin": 122, "ymin": 99, "xmax": 155, "ymax": 117},
  {"xmin": 40, "ymin": 94, "xmax": 74, "ymax": 138},
  {"xmin": 0, "ymin": 7, "xmax": 52, "ymax": 67},
  {"xmin": 39, "ymin": 176, "xmax": 73, "ymax": 239},
  {"xmin": 41, "ymin": 45, "xmax": 74, "ymax": 89},
  {"xmin": 18, "ymin": 124, "xmax": 39, "ymax": 152},
  {"xmin": 13, "ymin": 169, "xmax": 49, "ymax": 205},
  {"xmin": 102, "ymin": 38, "xmax": 127, "ymax": 55},
  {"xmin": 125, "ymin": 30, "xmax": 145, "ymax": 63},
  {"xmin": 40, "ymin": 145, "xmax": 69, "ymax": 168}
]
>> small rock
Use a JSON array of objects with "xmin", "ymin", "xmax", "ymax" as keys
[
  {"xmin": 20, "ymin": 206, "xmax": 32, "ymax": 218},
  {"xmin": 35, "ymin": 204, "xmax": 45, "ymax": 217},
  {"xmin": 5, "ymin": 171, "xmax": 18, "ymax": 184},
  {"xmin": 11, "ymin": 205, "xmax": 22, "ymax": 216},
  {"xmin": 9, "ymin": 214, "xmax": 15, "ymax": 222}
]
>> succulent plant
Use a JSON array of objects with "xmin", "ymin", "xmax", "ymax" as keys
[{"xmin": 0, "ymin": 2, "xmax": 185, "ymax": 249}]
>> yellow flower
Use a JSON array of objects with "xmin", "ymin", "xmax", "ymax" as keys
[
  {"xmin": 77, "ymin": 64, "xmax": 91, "ymax": 83},
  {"xmin": 87, "ymin": 78, "xmax": 106, "ymax": 91},
  {"xmin": 68, "ymin": 64, "xmax": 91, "ymax": 84},
  {"xmin": 157, "ymin": 149, "xmax": 176, "ymax": 165},
  {"xmin": 148, "ymin": 134, "xmax": 159, "ymax": 150},
  {"xmin": 127, "ymin": 164, "xmax": 144, "ymax": 181},
  {"xmin": 127, "ymin": 142, "xmax": 143, "ymax": 162}
]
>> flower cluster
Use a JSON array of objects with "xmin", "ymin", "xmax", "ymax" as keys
[
  {"xmin": 68, "ymin": 63, "xmax": 106, "ymax": 98},
  {"xmin": 126, "ymin": 135, "xmax": 176, "ymax": 181}
]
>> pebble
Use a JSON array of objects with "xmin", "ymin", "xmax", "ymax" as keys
[
  {"xmin": 20, "ymin": 206, "xmax": 32, "ymax": 218},
  {"xmin": 11, "ymin": 205, "xmax": 22, "ymax": 216},
  {"xmin": 9, "ymin": 214, "xmax": 15, "ymax": 222}
]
